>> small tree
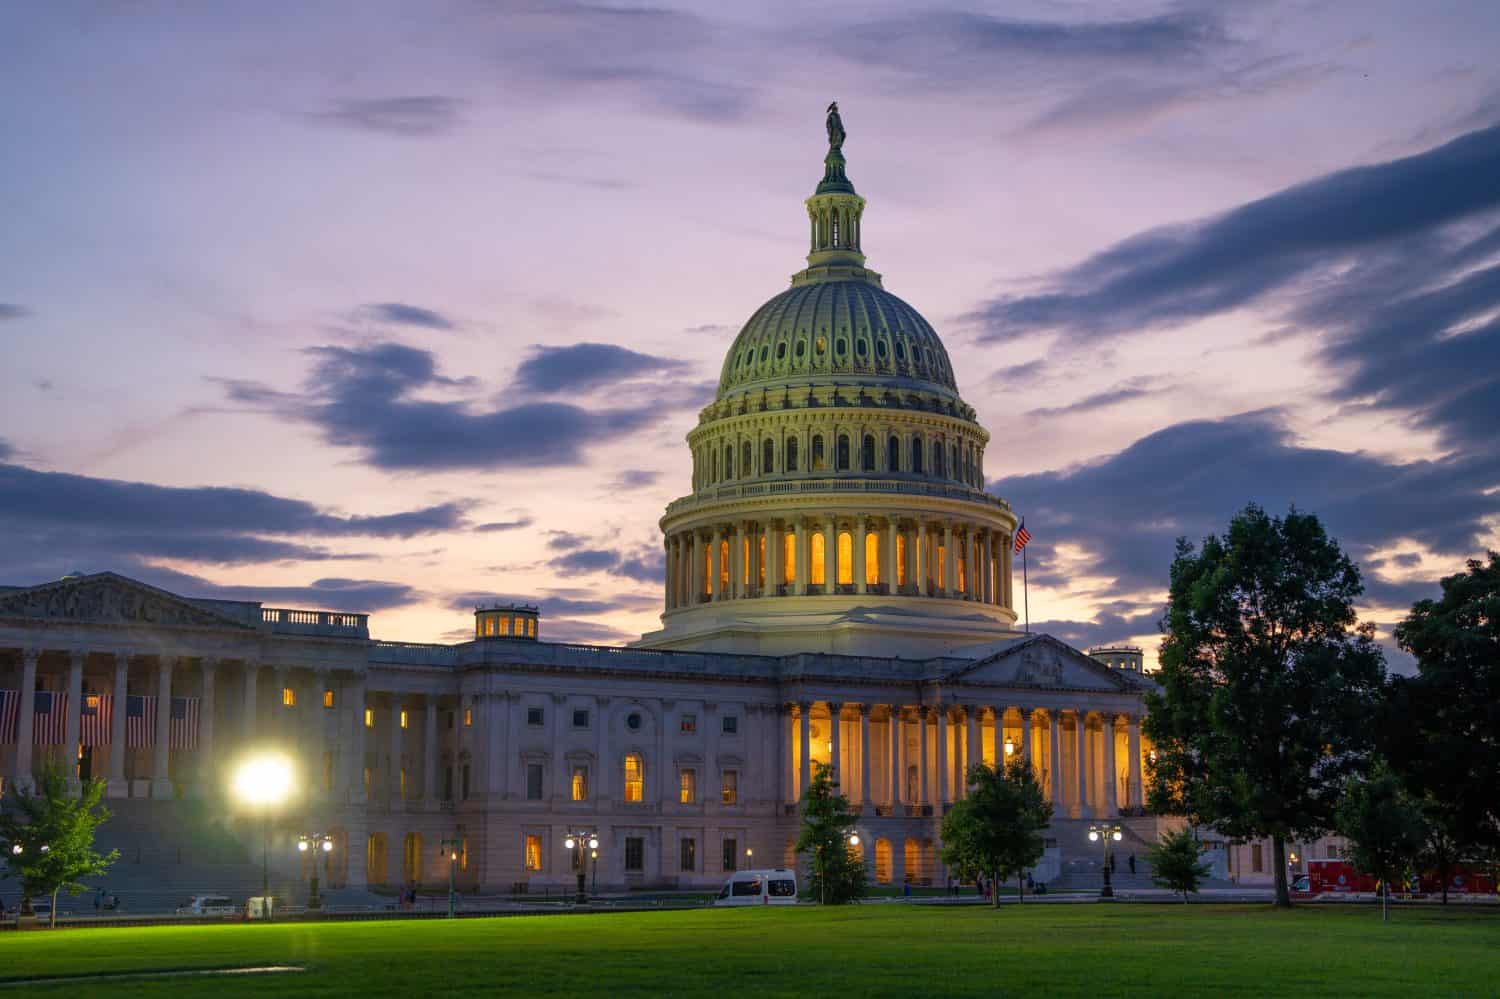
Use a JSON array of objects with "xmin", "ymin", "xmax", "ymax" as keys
[
  {"xmin": 0, "ymin": 764, "xmax": 119, "ymax": 928},
  {"xmin": 939, "ymin": 758, "xmax": 1053, "ymax": 907},
  {"xmin": 1147, "ymin": 827, "xmax": 1211, "ymax": 903},
  {"xmin": 795, "ymin": 761, "xmax": 865, "ymax": 904},
  {"xmin": 1336, "ymin": 764, "xmax": 1426, "ymax": 922}
]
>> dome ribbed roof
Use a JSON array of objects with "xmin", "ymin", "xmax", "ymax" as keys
[{"xmin": 716, "ymin": 279, "xmax": 956, "ymax": 398}]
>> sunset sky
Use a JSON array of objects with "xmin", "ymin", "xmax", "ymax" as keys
[{"xmin": 3, "ymin": 2, "xmax": 1498, "ymax": 666}]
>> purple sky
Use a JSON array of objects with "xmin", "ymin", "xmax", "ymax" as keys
[{"xmin": 3, "ymin": 2, "xmax": 1499, "ymax": 664}]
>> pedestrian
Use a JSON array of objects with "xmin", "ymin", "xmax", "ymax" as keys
[
  {"xmin": 94, "ymin": 889, "xmax": 102, "ymax": 911},
  {"xmin": 1128, "ymin": 854, "xmax": 1136, "ymax": 875}
]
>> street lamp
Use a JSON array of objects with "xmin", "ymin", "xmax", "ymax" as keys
[
  {"xmin": 297, "ymin": 833, "xmax": 334, "ymax": 910},
  {"xmin": 563, "ymin": 831, "xmax": 599, "ymax": 905},
  {"xmin": 1088, "ymin": 823, "xmax": 1124, "ymax": 898},
  {"xmin": 232, "ymin": 753, "xmax": 294, "ymax": 919},
  {"xmin": 8, "ymin": 841, "xmax": 50, "ymax": 916},
  {"xmin": 438, "ymin": 838, "xmax": 462, "ymax": 918}
]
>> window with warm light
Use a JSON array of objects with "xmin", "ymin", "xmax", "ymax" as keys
[
  {"xmin": 282, "ymin": 687, "xmax": 296, "ymax": 707},
  {"xmin": 527, "ymin": 618, "xmax": 536, "ymax": 637},
  {"xmin": 783, "ymin": 533, "xmax": 796, "ymax": 583},
  {"xmin": 399, "ymin": 767, "xmax": 407, "ymax": 799},
  {"xmin": 571, "ymin": 766, "xmax": 588, "ymax": 802},
  {"xmin": 460, "ymin": 837, "xmax": 469, "ymax": 873},
  {"xmin": 721, "ymin": 770, "xmax": 738, "ymax": 805},
  {"xmin": 323, "ymin": 689, "xmax": 335, "ymax": 709},
  {"xmin": 897, "ymin": 534, "xmax": 907, "ymax": 585},
  {"xmin": 364, "ymin": 707, "xmax": 374, "ymax": 728},
  {"xmin": 680, "ymin": 768, "xmax": 697, "ymax": 804},
  {"xmin": 623, "ymin": 753, "xmax": 644, "ymax": 803},
  {"xmin": 810, "ymin": 533, "xmax": 826, "ymax": 585},
  {"xmin": 865, "ymin": 532, "xmax": 880, "ymax": 585},
  {"xmin": 837, "ymin": 531, "xmax": 853, "ymax": 585},
  {"xmin": 463, "ymin": 707, "xmax": 472, "ymax": 727},
  {"xmin": 524, "ymin": 834, "xmax": 542, "ymax": 871},
  {"xmin": 399, "ymin": 709, "xmax": 408, "ymax": 729}
]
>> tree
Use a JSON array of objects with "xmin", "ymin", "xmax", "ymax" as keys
[
  {"xmin": 1336, "ymin": 764, "xmax": 1426, "ymax": 922},
  {"xmin": 0, "ymin": 764, "xmax": 119, "ymax": 928},
  {"xmin": 1144, "ymin": 504, "xmax": 1386, "ymax": 908},
  {"xmin": 1389, "ymin": 553, "xmax": 1500, "ymax": 869},
  {"xmin": 795, "ymin": 761, "xmax": 865, "ymax": 904},
  {"xmin": 1147, "ymin": 827, "xmax": 1212, "ymax": 903},
  {"xmin": 939, "ymin": 758, "xmax": 1053, "ymax": 907}
]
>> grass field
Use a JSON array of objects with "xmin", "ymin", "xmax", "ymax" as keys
[{"xmin": 2, "ymin": 903, "xmax": 1496, "ymax": 997}]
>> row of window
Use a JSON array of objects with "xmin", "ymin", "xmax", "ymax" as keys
[
  {"xmin": 730, "ymin": 329, "xmax": 937, "ymax": 372},
  {"xmin": 523, "ymin": 757, "xmax": 740, "ymax": 806},
  {"xmin": 694, "ymin": 432, "xmax": 983, "ymax": 489},
  {"xmin": 677, "ymin": 530, "xmax": 984, "ymax": 594},
  {"xmin": 518, "ymin": 706, "xmax": 739, "ymax": 735},
  {"xmin": 522, "ymin": 833, "xmax": 745, "ymax": 874},
  {"xmin": 475, "ymin": 615, "xmax": 537, "ymax": 638},
  {"xmin": 361, "ymin": 706, "xmax": 474, "ymax": 729}
]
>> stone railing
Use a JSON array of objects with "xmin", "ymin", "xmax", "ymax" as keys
[
  {"xmin": 663, "ymin": 477, "xmax": 1012, "ymax": 517},
  {"xmin": 260, "ymin": 607, "xmax": 369, "ymax": 638}
]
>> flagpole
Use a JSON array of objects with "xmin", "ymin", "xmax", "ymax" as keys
[{"xmin": 1023, "ymin": 543, "xmax": 1029, "ymax": 634}]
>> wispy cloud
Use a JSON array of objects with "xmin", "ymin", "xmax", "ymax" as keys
[
  {"xmin": 363, "ymin": 302, "xmax": 456, "ymax": 330},
  {"xmin": 310, "ymin": 96, "xmax": 462, "ymax": 137}
]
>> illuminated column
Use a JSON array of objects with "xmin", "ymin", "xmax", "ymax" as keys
[
  {"xmin": 917, "ymin": 709, "xmax": 930, "ymax": 806},
  {"xmin": 64, "ymin": 650, "xmax": 85, "ymax": 787},
  {"xmin": 690, "ymin": 532, "xmax": 703, "ymax": 602},
  {"xmin": 731, "ymin": 523, "xmax": 745, "ymax": 599},
  {"xmin": 1049, "ymin": 711, "xmax": 1062, "ymax": 806},
  {"xmin": 823, "ymin": 516, "xmax": 836, "ymax": 590},
  {"xmin": 766, "ymin": 521, "xmax": 781, "ymax": 595},
  {"xmin": 1128, "ymin": 715, "xmax": 1144, "ymax": 808},
  {"xmin": 390, "ymin": 696, "xmax": 404, "ymax": 805},
  {"xmin": 350, "ymin": 676, "xmax": 368, "ymax": 803},
  {"xmin": 964, "ymin": 708, "xmax": 979, "ymax": 796},
  {"xmin": 198, "ymin": 659, "xmax": 216, "ymax": 792},
  {"xmin": 943, "ymin": 522, "xmax": 956, "ymax": 596},
  {"xmin": 423, "ymin": 698, "xmax": 439, "ymax": 809},
  {"xmin": 888, "ymin": 707, "xmax": 902, "ymax": 806},
  {"xmin": 826, "ymin": 702, "xmax": 843, "ymax": 788},
  {"xmin": 915, "ymin": 521, "xmax": 928, "ymax": 594},
  {"xmin": 884, "ymin": 519, "xmax": 898, "ymax": 591},
  {"xmin": 854, "ymin": 515, "xmax": 868, "ymax": 595},
  {"xmin": 709, "ymin": 527, "xmax": 724, "ymax": 601},
  {"xmin": 107, "ymin": 652, "xmax": 129, "ymax": 796},
  {"xmin": 665, "ymin": 538, "xmax": 677, "ymax": 609},
  {"xmin": 151, "ymin": 658, "xmax": 173, "ymax": 797},
  {"xmin": 15, "ymin": 650, "xmax": 38, "ymax": 787},
  {"xmin": 1018, "ymin": 707, "xmax": 1033, "ymax": 777},
  {"xmin": 980, "ymin": 531, "xmax": 993, "ymax": 604},
  {"xmin": 798, "ymin": 702, "xmax": 812, "ymax": 797},
  {"xmin": 794, "ymin": 519, "xmax": 809, "ymax": 595},
  {"xmin": 858, "ymin": 704, "xmax": 872, "ymax": 810},
  {"xmin": 936, "ymin": 709, "xmax": 949, "ymax": 804},
  {"xmin": 1103, "ymin": 713, "xmax": 1118, "ymax": 816},
  {"xmin": 1075, "ymin": 711, "xmax": 1090, "ymax": 819}
]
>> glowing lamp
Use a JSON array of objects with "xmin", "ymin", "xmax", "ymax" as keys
[
  {"xmin": 1003, "ymin": 738, "xmax": 1016, "ymax": 757},
  {"xmin": 1111, "ymin": 830, "xmax": 1122, "ymax": 842},
  {"xmin": 848, "ymin": 833, "xmax": 860, "ymax": 847},
  {"xmin": 322, "ymin": 839, "xmax": 334, "ymax": 853},
  {"xmin": 1088, "ymin": 830, "xmax": 1100, "ymax": 842},
  {"xmin": 588, "ymin": 838, "xmax": 599, "ymax": 850},
  {"xmin": 564, "ymin": 837, "xmax": 576, "ymax": 850},
  {"xmin": 233, "ymin": 753, "xmax": 294, "ymax": 807}
]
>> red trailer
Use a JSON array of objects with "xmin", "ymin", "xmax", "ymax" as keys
[{"xmin": 1292, "ymin": 859, "xmax": 1499, "ymax": 900}]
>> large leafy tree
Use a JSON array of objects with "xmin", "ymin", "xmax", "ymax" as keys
[
  {"xmin": 795, "ymin": 761, "xmax": 865, "ymax": 904},
  {"xmin": 1335, "ymin": 763, "xmax": 1426, "ymax": 922},
  {"xmin": 0, "ymin": 764, "xmax": 119, "ymax": 927},
  {"xmin": 939, "ymin": 758, "xmax": 1053, "ymax": 907},
  {"xmin": 1144, "ymin": 504, "xmax": 1386, "ymax": 907},
  {"xmin": 1147, "ymin": 827, "xmax": 1212, "ymax": 903},
  {"xmin": 1388, "ymin": 554, "xmax": 1500, "ymax": 870}
]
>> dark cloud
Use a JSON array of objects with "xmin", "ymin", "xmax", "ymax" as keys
[
  {"xmin": 513, "ymin": 342, "xmax": 692, "ymax": 394},
  {"xmin": 550, "ymin": 548, "xmax": 624, "ymax": 575},
  {"xmin": 542, "ymin": 618, "xmax": 639, "ymax": 645},
  {"xmin": 991, "ymin": 412, "xmax": 1495, "ymax": 608},
  {"xmin": 0, "ymin": 304, "xmax": 28, "ymax": 321},
  {"xmin": 312, "ymin": 96, "xmax": 461, "ymax": 137},
  {"xmin": 474, "ymin": 517, "xmax": 534, "ymax": 533},
  {"xmin": 544, "ymin": 542, "xmax": 664, "ymax": 585},
  {"xmin": 138, "ymin": 565, "xmax": 419, "ymax": 613},
  {"xmin": 986, "ymin": 359, "xmax": 1048, "ymax": 387},
  {"xmin": 227, "ymin": 341, "xmax": 665, "ymax": 471},
  {"xmin": 0, "ymin": 438, "xmax": 12, "ymax": 461},
  {"xmin": 972, "ymin": 123, "xmax": 1500, "ymax": 451},
  {"xmin": 546, "ymin": 531, "xmax": 589, "ymax": 551},
  {"xmin": 609, "ymin": 469, "xmax": 660, "ymax": 490},
  {"xmin": 1023, "ymin": 378, "xmax": 1168, "ymax": 419},
  {"xmin": 615, "ymin": 550, "xmax": 665, "ymax": 585},
  {"xmin": 364, "ymin": 302, "xmax": 455, "ymax": 330},
  {"xmin": 1031, "ymin": 601, "xmax": 1162, "ymax": 651},
  {"xmin": 447, "ymin": 591, "xmax": 627, "ymax": 618}
]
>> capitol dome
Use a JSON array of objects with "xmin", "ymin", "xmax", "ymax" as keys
[{"xmin": 636, "ymin": 106, "xmax": 1021, "ymax": 658}]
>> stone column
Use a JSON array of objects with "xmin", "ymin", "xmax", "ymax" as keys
[
  {"xmin": 390, "ymin": 696, "xmax": 404, "ymax": 805},
  {"xmin": 915, "ymin": 521, "xmax": 928, "ymax": 593},
  {"xmin": 1002, "ymin": 537, "xmax": 1013, "ymax": 608},
  {"xmin": 917, "ymin": 708, "xmax": 930, "ymax": 806},
  {"xmin": 888, "ymin": 708, "xmax": 902, "ymax": 806},
  {"xmin": 242, "ymin": 663, "xmax": 258, "ymax": 741},
  {"xmin": 964, "ymin": 708, "xmax": 979, "ymax": 794},
  {"xmin": 780, "ymin": 704, "xmax": 793, "ymax": 803},
  {"xmin": 424, "ymin": 698, "xmax": 439, "ymax": 809},
  {"xmin": 854, "ymin": 516, "xmax": 868, "ymax": 594},
  {"xmin": 350, "ymin": 676, "xmax": 368, "ymax": 803},
  {"xmin": 1048, "ymin": 711, "xmax": 1062, "ymax": 806},
  {"xmin": 709, "ymin": 528, "xmax": 723, "ymax": 601},
  {"xmin": 1018, "ymin": 707, "xmax": 1033, "ymax": 777},
  {"xmin": 199, "ymin": 659, "xmax": 217, "ymax": 793},
  {"xmin": 1074, "ymin": 711, "xmax": 1090, "ymax": 819},
  {"xmin": 596, "ymin": 695, "xmax": 611, "ymax": 805},
  {"xmin": 151, "ymin": 658, "xmax": 173, "ymax": 798},
  {"xmin": 828, "ymin": 702, "xmax": 843, "ymax": 784},
  {"xmin": 980, "ymin": 531, "xmax": 992, "ymax": 603},
  {"xmin": 15, "ymin": 650, "xmax": 38, "ymax": 787},
  {"xmin": 1128, "ymin": 715, "xmax": 1144, "ymax": 808},
  {"xmin": 823, "ymin": 516, "xmax": 837, "ymax": 589},
  {"xmin": 858, "ymin": 705, "xmax": 872, "ymax": 810},
  {"xmin": 690, "ymin": 532, "xmax": 703, "ymax": 602},
  {"xmin": 64, "ymin": 650, "xmax": 85, "ymax": 787},
  {"xmin": 936, "ymin": 708, "xmax": 949, "ymax": 804},
  {"xmin": 943, "ymin": 522, "xmax": 957, "ymax": 595},
  {"xmin": 307, "ymin": 668, "xmax": 328, "ymax": 797},
  {"xmin": 766, "ymin": 521, "xmax": 781, "ymax": 595},
  {"xmin": 794, "ymin": 519, "xmax": 809, "ymax": 595},
  {"xmin": 704, "ymin": 701, "xmax": 720, "ymax": 807},
  {"xmin": 884, "ymin": 519, "xmax": 898, "ymax": 591},
  {"xmin": 798, "ymin": 702, "xmax": 812, "ymax": 797},
  {"xmin": 664, "ymin": 538, "xmax": 676, "ymax": 610},
  {"xmin": 108, "ymin": 652, "xmax": 129, "ymax": 796},
  {"xmin": 1103, "ymin": 714, "xmax": 1118, "ymax": 815},
  {"xmin": 970, "ymin": 531, "xmax": 982, "ymax": 600}
]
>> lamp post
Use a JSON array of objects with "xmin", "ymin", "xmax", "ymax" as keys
[
  {"xmin": 232, "ymin": 754, "xmax": 294, "ymax": 920},
  {"xmin": 438, "ymin": 837, "xmax": 462, "ymax": 918},
  {"xmin": 1088, "ymin": 823, "xmax": 1123, "ymax": 898},
  {"xmin": 563, "ymin": 831, "xmax": 599, "ymax": 905},
  {"xmin": 297, "ymin": 833, "xmax": 334, "ymax": 910},
  {"xmin": 8, "ymin": 841, "xmax": 50, "ymax": 916}
]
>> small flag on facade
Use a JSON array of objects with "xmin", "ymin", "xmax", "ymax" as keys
[
  {"xmin": 33, "ymin": 690, "xmax": 66, "ymax": 745},
  {"xmin": 0, "ymin": 690, "xmax": 18, "ymax": 744},
  {"xmin": 81, "ymin": 693, "xmax": 112, "ymax": 746},
  {"xmin": 126, "ymin": 694, "xmax": 156, "ymax": 747},
  {"xmin": 169, "ymin": 696, "xmax": 200, "ymax": 750},
  {"xmin": 1014, "ymin": 519, "xmax": 1032, "ymax": 553}
]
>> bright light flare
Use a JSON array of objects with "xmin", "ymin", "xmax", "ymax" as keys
[{"xmin": 233, "ymin": 753, "xmax": 294, "ymax": 807}]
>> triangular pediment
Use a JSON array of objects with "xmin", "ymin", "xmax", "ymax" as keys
[
  {"xmin": 940, "ymin": 634, "xmax": 1131, "ymax": 692},
  {"xmin": 0, "ymin": 572, "xmax": 254, "ymax": 630}
]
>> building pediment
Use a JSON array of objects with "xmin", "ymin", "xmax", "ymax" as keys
[
  {"xmin": 940, "ymin": 634, "xmax": 1129, "ymax": 693},
  {"xmin": 0, "ymin": 572, "xmax": 253, "ymax": 631}
]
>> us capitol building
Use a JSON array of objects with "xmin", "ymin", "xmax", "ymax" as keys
[{"xmin": 0, "ymin": 109, "xmax": 1159, "ymax": 899}]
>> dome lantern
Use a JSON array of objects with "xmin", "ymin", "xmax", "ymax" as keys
[{"xmin": 798, "ymin": 102, "xmax": 880, "ymax": 287}]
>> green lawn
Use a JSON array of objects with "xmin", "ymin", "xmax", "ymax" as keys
[{"xmin": 2, "ymin": 904, "xmax": 1496, "ymax": 997}]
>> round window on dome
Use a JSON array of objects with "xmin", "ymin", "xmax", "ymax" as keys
[
  {"xmin": 836, "ymin": 338, "xmax": 848, "ymax": 355},
  {"xmin": 856, "ymin": 339, "xmax": 868, "ymax": 357},
  {"xmin": 895, "ymin": 342, "xmax": 906, "ymax": 361},
  {"xmin": 776, "ymin": 341, "xmax": 787, "ymax": 360},
  {"xmin": 796, "ymin": 340, "xmax": 807, "ymax": 358},
  {"xmin": 815, "ymin": 337, "xmax": 827, "ymax": 355},
  {"xmin": 627, "ymin": 712, "xmax": 642, "ymax": 731}
]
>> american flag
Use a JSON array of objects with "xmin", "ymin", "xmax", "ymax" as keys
[
  {"xmin": 126, "ymin": 694, "xmax": 156, "ymax": 747},
  {"xmin": 31, "ymin": 691, "xmax": 66, "ymax": 745},
  {"xmin": 81, "ymin": 693, "xmax": 112, "ymax": 746},
  {"xmin": 1013, "ymin": 519, "xmax": 1032, "ymax": 554},
  {"xmin": 0, "ymin": 690, "xmax": 17, "ymax": 744},
  {"xmin": 169, "ymin": 696, "xmax": 200, "ymax": 750}
]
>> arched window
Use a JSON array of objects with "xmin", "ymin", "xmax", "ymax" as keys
[
  {"xmin": 742, "ymin": 442, "xmax": 752, "ymax": 478},
  {"xmin": 812, "ymin": 435, "xmax": 826, "ymax": 471},
  {"xmin": 837, "ymin": 531, "xmax": 853, "ymax": 585},
  {"xmin": 836, "ymin": 434, "xmax": 850, "ymax": 471},
  {"xmin": 911, "ymin": 436, "xmax": 924, "ymax": 474},
  {"xmin": 786, "ymin": 437, "xmax": 799, "ymax": 472},
  {"xmin": 724, "ymin": 444, "xmax": 734, "ymax": 481},
  {"xmin": 719, "ymin": 539, "xmax": 730, "ymax": 593},
  {"xmin": 862, "ymin": 435, "xmax": 876, "ymax": 471},
  {"xmin": 762, "ymin": 438, "xmax": 775, "ymax": 474},
  {"xmin": 896, "ymin": 534, "xmax": 907, "ymax": 586},
  {"xmin": 865, "ymin": 531, "xmax": 880, "ymax": 586},
  {"xmin": 932, "ymin": 441, "xmax": 944, "ymax": 478},
  {"xmin": 810, "ymin": 532, "xmax": 826, "ymax": 585},
  {"xmin": 367, "ymin": 832, "xmax": 388, "ymax": 884},
  {"xmin": 950, "ymin": 444, "xmax": 959, "ymax": 480},
  {"xmin": 875, "ymin": 838, "xmax": 893, "ymax": 884},
  {"xmin": 888, "ymin": 435, "xmax": 900, "ymax": 471},
  {"xmin": 783, "ymin": 532, "xmax": 796, "ymax": 584},
  {"xmin": 831, "ymin": 212, "xmax": 840, "ymax": 246},
  {"xmin": 624, "ymin": 753, "xmax": 644, "ymax": 803},
  {"xmin": 402, "ymin": 832, "xmax": 423, "ymax": 884}
]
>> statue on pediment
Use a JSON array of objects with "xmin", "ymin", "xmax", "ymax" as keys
[
  {"xmin": 0, "ymin": 576, "xmax": 237, "ymax": 628},
  {"xmin": 1016, "ymin": 648, "xmax": 1064, "ymax": 685}
]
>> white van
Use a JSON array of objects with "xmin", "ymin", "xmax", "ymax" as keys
[
  {"xmin": 714, "ymin": 869, "xmax": 798, "ymax": 906},
  {"xmin": 175, "ymin": 894, "xmax": 237, "ymax": 916}
]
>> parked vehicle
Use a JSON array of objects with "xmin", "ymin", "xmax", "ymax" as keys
[
  {"xmin": 714, "ymin": 869, "xmax": 798, "ymax": 906},
  {"xmin": 1292, "ymin": 859, "xmax": 1499, "ymax": 899},
  {"xmin": 175, "ymin": 894, "xmax": 238, "ymax": 916}
]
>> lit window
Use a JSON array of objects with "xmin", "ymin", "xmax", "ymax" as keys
[
  {"xmin": 86, "ymin": 694, "xmax": 101, "ymax": 711},
  {"xmin": 721, "ymin": 770, "xmax": 738, "ymax": 805},
  {"xmin": 757, "ymin": 536, "xmax": 766, "ymax": 588},
  {"xmin": 719, "ymin": 540, "xmax": 730, "ymax": 592},
  {"xmin": 865, "ymin": 532, "xmax": 880, "ymax": 585},
  {"xmin": 572, "ymin": 766, "xmax": 588, "ymax": 802},
  {"xmin": 282, "ymin": 687, "xmax": 296, "ymax": 708},
  {"xmin": 463, "ymin": 708, "xmax": 472, "ymax": 727},
  {"xmin": 680, "ymin": 768, "xmax": 697, "ymax": 804},
  {"xmin": 680, "ymin": 714, "xmax": 697, "ymax": 734},
  {"xmin": 624, "ymin": 754, "xmax": 644, "ymax": 803},
  {"xmin": 527, "ymin": 618, "xmax": 536, "ymax": 637},
  {"xmin": 897, "ymin": 535, "xmax": 907, "ymax": 585},
  {"xmin": 837, "ymin": 531, "xmax": 853, "ymax": 585},
  {"xmin": 810, "ymin": 533, "xmax": 826, "ymax": 585},
  {"xmin": 783, "ymin": 532, "xmax": 796, "ymax": 584},
  {"xmin": 524, "ymin": 834, "xmax": 542, "ymax": 871},
  {"xmin": 399, "ymin": 768, "xmax": 407, "ymax": 799},
  {"xmin": 323, "ymin": 689, "xmax": 335, "ymax": 709},
  {"xmin": 400, "ymin": 709, "xmax": 409, "ymax": 729},
  {"xmin": 460, "ymin": 838, "xmax": 469, "ymax": 873},
  {"xmin": 364, "ymin": 707, "xmax": 374, "ymax": 728}
]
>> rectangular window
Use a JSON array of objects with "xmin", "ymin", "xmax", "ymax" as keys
[
  {"xmin": 625, "ymin": 837, "xmax": 644, "ymax": 872},
  {"xmin": 527, "ymin": 707, "xmax": 544, "ymax": 727},
  {"xmin": 571, "ymin": 766, "xmax": 588, "ymax": 802},
  {"xmin": 446, "ymin": 711, "xmax": 454, "ymax": 730},
  {"xmin": 464, "ymin": 708, "xmax": 472, "ymax": 727},
  {"xmin": 322, "ymin": 752, "xmax": 334, "ymax": 792},
  {"xmin": 1327, "ymin": 844, "xmax": 1341, "ymax": 859},
  {"xmin": 400, "ymin": 709, "xmax": 409, "ymax": 729},
  {"xmin": 721, "ymin": 715, "xmax": 738, "ymax": 735},
  {"xmin": 1252, "ymin": 843, "xmax": 1264, "ymax": 873},
  {"xmin": 443, "ymin": 766, "xmax": 454, "ymax": 801},
  {"xmin": 722, "ymin": 838, "xmax": 738, "ymax": 872},
  {"xmin": 364, "ymin": 707, "xmax": 374, "ymax": 728},
  {"xmin": 461, "ymin": 764, "xmax": 471, "ymax": 801},
  {"xmin": 399, "ymin": 767, "xmax": 407, "ymax": 799},
  {"xmin": 525, "ymin": 834, "xmax": 542, "ymax": 871},
  {"xmin": 526, "ymin": 763, "xmax": 544, "ymax": 800},
  {"xmin": 624, "ymin": 755, "xmax": 644, "ymax": 802},
  {"xmin": 680, "ymin": 838, "xmax": 696, "ymax": 873},
  {"xmin": 282, "ymin": 687, "xmax": 296, "ymax": 707},
  {"xmin": 460, "ymin": 838, "xmax": 469, "ymax": 873},
  {"xmin": 323, "ymin": 689, "xmax": 335, "ymax": 709},
  {"xmin": 680, "ymin": 714, "xmax": 697, "ymax": 734},
  {"xmin": 721, "ymin": 770, "xmax": 738, "ymax": 805},
  {"xmin": 572, "ymin": 708, "xmax": 590, "ymax": 728},
  {"xmin": 680, "ymin": 768, "xmax": 697, "ymax": 804}
]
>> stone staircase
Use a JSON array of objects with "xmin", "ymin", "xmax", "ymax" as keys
[{"xmin": 1045, "ymin": 817, "xmax": 1235, "ymax": 893}]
